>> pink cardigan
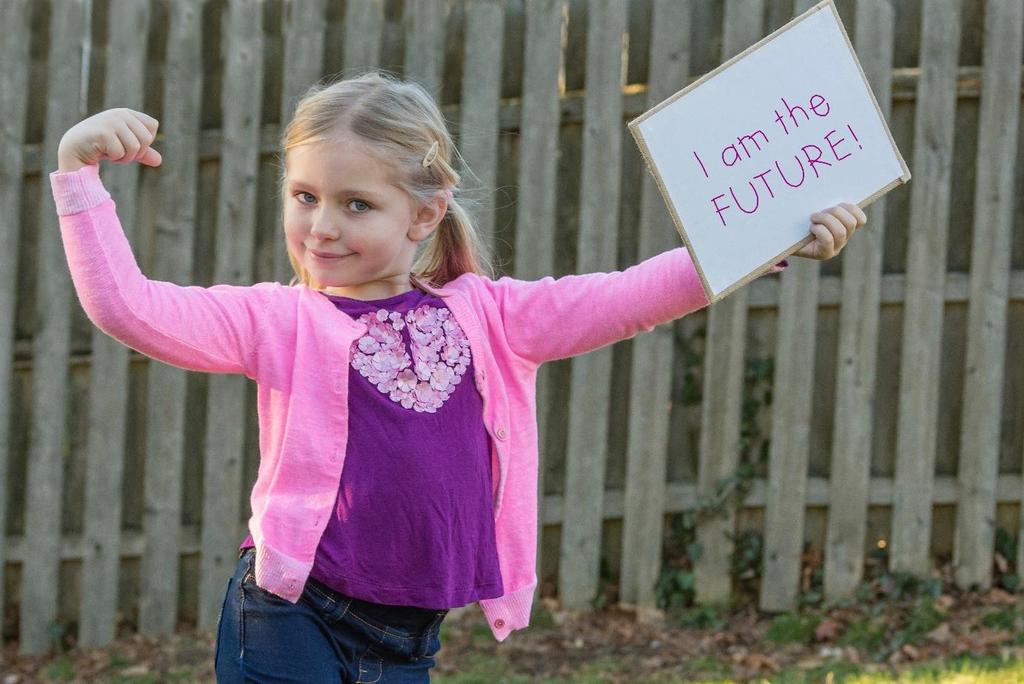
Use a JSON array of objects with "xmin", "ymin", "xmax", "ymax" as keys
[{"xmin": 50, "ymin": 163, "xmax": 783, "ymax": 641}]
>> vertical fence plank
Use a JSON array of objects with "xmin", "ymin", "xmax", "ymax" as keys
[
  {"xmin": 619, "ymin": 0, "xmax": 691, "ymax": 609},
  {"xmin": 21, "ymin": 0, "xmax": 92, "ymax": 657},
  {"xmin": 273, "ymin": 0, "xmax": 327, "ymax": 286},
  {"xmin": 153, "ymin": 0, "xmax": 220, "ymax": 633},
  {"xmin": 759, "ymin": 0, "xmax": 822, "ymax": 614},
  {"xmin": 890, "ymin": 0, "xmax": 961, "ymax": 577},
  {"xmin": 954, "ymin": 0, "xmax": 1022, "ymax": 590},
  {"xmin": 693, "ymin": 0, "xmax": 764, "ymax": 607},
  {"xmin": 9, "ymin": 0, "xmax": 1024, "ymax": 647},
  {"xmin": 515, "ymin": 0, "xmax": 565, "ymax": 600},
  {"xmin": 459, "ymin": 0, "xmax": 505, "ymax": 258},
  {"xmin": 343, "ymin": 0, "xmax": 385, "ymax": 74},
  {"xmin": 184, "ymin": 0, "xmax": 264, "ymax": 636},
  {"xmin": 147, "ymin": 0, "xmax": 207, "ymax": 630},
  {"xmin": 76, "ymin": 0, "xmax": 150, "ymax": 648},
  {"xmin": 823, "ymin": 0, "xmax": 895, "ymax": 603},
  {"xmin": 559, "ymin": 0, "xmax": 627, "ymax": 610},
  {"xmin": 0, "ymin": 0, "xmax": 31, "ymax": 652},
  {"xmin": 404, "ymin": 0, "xmax": 448, "ymax": 99}
]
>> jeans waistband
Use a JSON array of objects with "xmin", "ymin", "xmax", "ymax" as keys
[{"xmin": 239, "ymin": 546, "xmax": 445, "ymax": 634}]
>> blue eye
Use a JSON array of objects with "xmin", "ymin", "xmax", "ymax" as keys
[
  {"xmin": 349, "ymin": 199, "xmax": 371, "ymax": 213},
  {"xmin": 296, "ymin": 191, "xmax": 315, "ymax": 204}
]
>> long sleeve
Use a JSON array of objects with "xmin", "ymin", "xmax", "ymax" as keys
[
  {"xmin": 483, "ymin": 246, "xmax": 787, "ymax": 366},
  {"xmin": 50, "ymin": 163, "xmax": 272, "ymax": 377},
  {"xmin": 482, "ymin": 247, "xmax": 705, "ymax": 365}
]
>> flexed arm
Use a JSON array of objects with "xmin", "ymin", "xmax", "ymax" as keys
[{"xmin": 51, "ymin": 109, "xmax": 274, "ymax": 377}]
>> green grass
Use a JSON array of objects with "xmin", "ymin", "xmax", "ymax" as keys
[
  {"xmin": 765, "ymin": 612, "xmax": 821, "ymax": 644},
  {"xmin": 837, "ymin": 616, "xmax": 887, "ymax": 652},
  {"xmin": 837, "ymin": 655, "xmax": 1024, "ymax": 683},
  {"xmin": 434, "ymin": 653, "xmax": 1024, "ymax": 683}
]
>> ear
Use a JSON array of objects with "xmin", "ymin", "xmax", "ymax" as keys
[{"xmin": 408, "ymin": 192, "xmax": 447, "ymax": 242}]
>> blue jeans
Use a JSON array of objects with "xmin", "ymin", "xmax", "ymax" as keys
[{"xmin": 215, "ymin": 547, "xmax": 449, "ymax": 682}]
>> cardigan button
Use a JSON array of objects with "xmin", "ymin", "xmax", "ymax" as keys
[
  {"xmin": 495, "ymin": 426, "xmax": 507, "ymax": 440},
  {"xmin": 494, "ymin": 618, "xmax": 505, "ymax": 628}
]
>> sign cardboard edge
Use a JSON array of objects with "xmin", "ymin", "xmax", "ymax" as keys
[
  {"xmin": 628, "ymin": 123, "xmax": 716, "ymax": 302},
  {"xmin": 628, "ymin": 0, "xmax": 913, "ymax": 304},
  {"xmin": 705, "ymin": 178, "xmax": 907, "ymax": 304},
  {"xmin": 627, "ymin": 0, "xmax": 835, "ymax": 131}
]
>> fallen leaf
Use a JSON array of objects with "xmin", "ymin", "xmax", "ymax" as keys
[
  {"xmin": 927, "ymin": 622, "xmax": 953, "ymax": 644},
  {"xmin": 814, "ymin": 618, "xmax": 842, "ymax": 642}
]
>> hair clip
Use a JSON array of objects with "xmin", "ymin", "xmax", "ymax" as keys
[{"xmin": 421, "ymin": 141, "xmax": 439, "ymax": 168}]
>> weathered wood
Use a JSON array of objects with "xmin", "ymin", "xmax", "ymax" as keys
[
  {"xmin": 955, "ymin": 0, "xmax": 1021, "ymax": 590},
  {"xmin": 183, "ymin": 0, "xmax": 264, "ymax": 637},
  {"xmin": 459, "ymin": 0, "xmax": 505, "ymax": 258},
  {"xmin": 693, "ymin": 0, "xmax": 764, "ymax": 608},
  {"xmin": 148, "ymin": 0, "xmax": 223, "ymax": 634},
  {"xmin": 619, "ymin": 0, "xmax": 691, "ymax": 609},
  {"xmin": 404, "ymin": 0, "xmax": 448, "ymax": 99},
  {"xmin": 759, "ymin": 0, "xmax": 826, "ymax": 615},
  {"xmin": 6, "ymin": 0, "xmax": 1024, "ymax": 644},
  {"xmin": 136, "ymin": 0, "xmax": 209, "ymax": 634},
  {"xmin": 822, "ymin": 0, "xmax": 895, "ymax": 603},
  {"xmin": 274, "ymin": 0, "xmax": 327, "ymax": 286},
  {"xmin": 20, "ymin": 0, "xmax": 91, "ymax": 657},
  {"xmin": 10, "ymin": 471, "xmax": 1024, "ymax": 566},
  {"xmin": 343, "ymin": 0, "xmax": 385, "ymax": 74},
  {"xmin": 75, "ymin": 0, "xmax": 150, "ymax": 649},
  {"xmin": 759, "ymin": 265, "xmax": 820, "ymax": 612},
  {"xmin": 516, "ymin": 0, "xmax": 565, "ymax": 602},
  {"xmin": 890, "ymin": 0, "xmax": 961, "ymax": 577},
  {"xmin": 11, "ymin": 65, "xmax": 1021, "ymax": 180},
  {"xmin": 0, "ymin": 0, "xmax": 31, "ymax": 652},
  {"xmin": 559, "ymin": 0, "xmax": 627, "ymax": 611}
]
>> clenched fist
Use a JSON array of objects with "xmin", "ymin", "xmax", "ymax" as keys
[{"xmin": 57, "ymin": 108, "xmax": 162, "ymax": 172}]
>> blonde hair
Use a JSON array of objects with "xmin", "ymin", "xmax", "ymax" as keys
[{"xmin": 278, "ymin": 71, "xmax": 496, "ymax": 293}]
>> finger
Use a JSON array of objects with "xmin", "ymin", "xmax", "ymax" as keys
[
  {"xmin": 811, "ymin": 211, "xmax": 846, "ymax": 251},
  {"xmin": 809, "ymin": 220, "xmax": 836, "ymax": 259},
  {"xmin": 130, "ymin": 110, "xmax": 160, "ymax": 137},
  {"xmin": 111, "ymin": 121, "xmax": 142, "ymax": 163},
  {"xmin": 794, "ymin": 237, "xmax": 819, "ymax": 259},
  {"xmin": 138, "ymin": 147, "xmax": 163, "ymax": 167},
  {"xmin": 101, "ymin": 130, "xmax": 128, "ymax": 163},
  {"xmin": 121, "ymin": 115, "xmax": 157, "ymax": 163},
  {"xmin": 840, "ymin": 202, "xmax": 867, "ymax": 225},
  {"xmin": 828, "ymin": 204, "xmax": 858, "ymax": 232}
]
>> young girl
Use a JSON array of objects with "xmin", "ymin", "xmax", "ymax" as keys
[{"xmin": 51, "ymin": 72, "xmax": 866, "ymax": 682}]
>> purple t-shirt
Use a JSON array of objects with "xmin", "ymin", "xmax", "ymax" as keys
[{"xmin": 241, "ymin": 286, "xmax": 503, "ymax": 608}]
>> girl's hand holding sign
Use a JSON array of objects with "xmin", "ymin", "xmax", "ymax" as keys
[
  {"xmin": 631, "ymin": 0, "xmax": 908, "ymax": 301},
  {"xmin": 798, "ymin": 202, "xmax": 867, "ymax": 260}
]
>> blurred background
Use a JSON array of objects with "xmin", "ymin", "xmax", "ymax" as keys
[{"xmin": 2, "ymin": 0, "xmax": 1023, "ymax": 680}]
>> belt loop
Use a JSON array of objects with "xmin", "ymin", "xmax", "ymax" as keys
[{"xmin": 414, "ymin": 611, "xmax": 444, "ymax": 659}]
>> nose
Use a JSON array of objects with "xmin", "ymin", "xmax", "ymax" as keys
[{"xmin": 310, "ymin": 210, "xmax": 341, "ymax": 240}]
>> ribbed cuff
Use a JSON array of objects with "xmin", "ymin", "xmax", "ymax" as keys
[
  {"xmin": 253, "ymin": 538, "xmax": 314, "ymax": 604},
  {"xmin": 479, "ymin": 580, "xmax": 537, "ymax": 642},
  {"xmin": 49, "ymin": 163, "xmax": 111, "ymax": 216}
]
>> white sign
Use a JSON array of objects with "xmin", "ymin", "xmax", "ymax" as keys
[{"xmin": 629, "ymin": 0, "xmax": 910, "ymax": 302}]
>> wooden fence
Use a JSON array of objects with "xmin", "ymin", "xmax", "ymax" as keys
[{"xmin": 3, "ymin": 0, "xmax": 1023, "ymax": 657}]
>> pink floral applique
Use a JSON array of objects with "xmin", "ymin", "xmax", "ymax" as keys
[{"xmin": 349, "ymin": 304, "xmax": 471, "ymax": 413}]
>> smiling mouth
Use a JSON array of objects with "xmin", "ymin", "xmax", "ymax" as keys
[{"xmin": 310, "ymin": 250, "xmax": 351, "ymax": 259}]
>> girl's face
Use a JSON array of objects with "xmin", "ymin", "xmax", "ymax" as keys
[{"xmin": 283, "ymin": 132, "xmax": 445, "ymax": 300}]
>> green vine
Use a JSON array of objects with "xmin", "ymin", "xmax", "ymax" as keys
[{"xmin": 656, "ymin": 324, "xmax": 775, "ymax": 612}]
